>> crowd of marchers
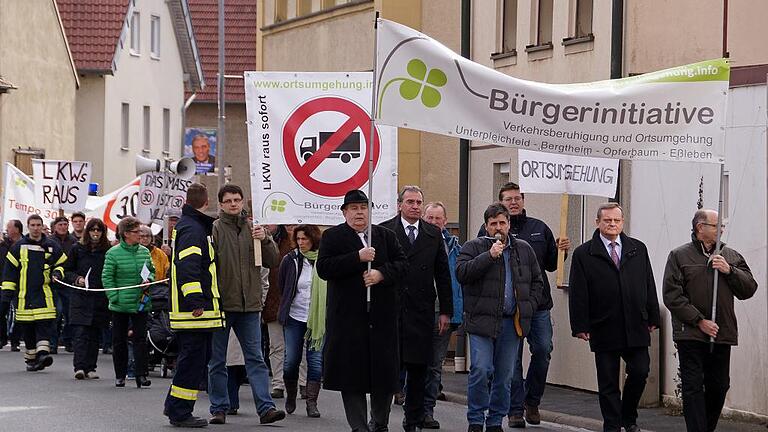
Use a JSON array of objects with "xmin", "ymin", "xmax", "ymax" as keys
[{"xmin": 0, "ymin": 180, "xmax": 756, "ymax": 432}]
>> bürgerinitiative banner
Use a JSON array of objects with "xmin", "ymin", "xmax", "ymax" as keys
[
  {"xmin": 375, "ymin": 19, "xmax": 729, "ymax": 164},
  {"xmin": 244, "ymin": 72, "xmax": 398, "ymax": 225},
  {"xmin": 517, "ymin": 150, "xmax": 619, "ymax": 198}
]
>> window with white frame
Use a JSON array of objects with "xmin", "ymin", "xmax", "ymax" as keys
[
  {"xmin": 502, "ymin": 0, "xmax": 518, "ymax": 53},
  {"xmin": 163, "ymin": 108, "xmax": 170, "ymax": 155},
  {"xmin": 130, "ymin": 12, "xmax": 141, "ymax": 54},
  {"xmin": 121, "ymin": 103, "xmax": 130, "ymax": 150},
  {"xmin": 143, "ymin": 106, "xmax": 151, "ymax": 153},
  {"xmin": 151, "ymin": 15, "xmax": 161, "ymax": 58}
]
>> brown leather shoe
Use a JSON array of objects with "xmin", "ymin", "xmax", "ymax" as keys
[
  {"xmin": 524, "ymin": 404, "xmax": 541, "ymax": 425},
  {"xmin": 508, "ymin": 414, "xmax": 526, "ymax": 428},
  {"xmin": 208, "ymin": 412, "xmax": 225, "ymax": 425},
  {"xmin": 260, "ymin": 408, "xmax": 286, "ymax": 424}
]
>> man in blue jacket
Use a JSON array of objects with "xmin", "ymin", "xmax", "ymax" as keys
[
  {"xmin": 478, "ymin": 182, "xmax": 569, "ymax": 428},
  {"xmin": 422, "ymin": 201, "xmax": 463, "ymax": 429}
]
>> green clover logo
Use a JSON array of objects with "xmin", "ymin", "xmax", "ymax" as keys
[
  {"xmin": 270, "ymin": 199, "xmax": 286, "ymax": 213},
  {"xmin": 14, "ymin": 177, "xmax": 27, "ymax": 188},
  {"xmin": 378, "ymin": 58, "xmax": 447, "ymax": 117}
]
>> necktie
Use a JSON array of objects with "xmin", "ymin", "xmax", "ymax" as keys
[
  {"xmin": 358, "ymin": 232, "xmax": 368, "ymax": 247},
  {"xmin": 407, "ymin": 225, "xmax": 416, "ymax": 244},
  {"xmin": 609, "ymin": 242, "xmax": 620, "ymax": 268}
]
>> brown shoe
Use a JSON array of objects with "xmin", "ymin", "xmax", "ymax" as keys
[
  {"xmin": 260, "ymin": 408, "xmax": 286, "ymax": 424},
  {"xmin": 524, "ymin": 404, "xmax": 541, "ymax": 425},
  {"xmin": 508, "ymin": 414, "xmax": 526, "ymax": 428},
  {"xmin": 393, "ymin": 391, "xmax": 405, "ymax": 405},
  {"xmin": 208, "ymin": 412, "xmax": 226, "ymax": 425}
]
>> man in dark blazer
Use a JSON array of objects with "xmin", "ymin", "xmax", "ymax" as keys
[
  {"xmin": 317, "ymin": 190, "xmax": 408, "ymax": 432},
  {"xmin": 568, "ymin": 202, "xmax": 660, "ymax": 432},
  {"xmin": 381, "ymin": 186, "xmax": 453, "ymax": 432}
]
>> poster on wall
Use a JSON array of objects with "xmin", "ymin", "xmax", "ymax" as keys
[{"xmin": 184, "ymin": 127, "xmax": 217, "ymax": 174}]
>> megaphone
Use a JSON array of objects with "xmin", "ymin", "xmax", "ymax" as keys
[
  {"xmin": 168, "ymin": 157, "xmax": 196, "ymax": 180},
  {"xmin": 136, "ymin": 154, "xmax": 161, "ymax": 175}
]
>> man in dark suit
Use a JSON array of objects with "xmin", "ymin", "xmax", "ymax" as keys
[
  {"xmin": 381, "ymin": 186, "xmax": 453, "ymax": 432},
  {"xmin": 568, "ymin": 202, "xmax": 660, "ymax": 432},
  {"xmin": 316, "ymin": 190, "xmax": 408, "ymax": 432}
]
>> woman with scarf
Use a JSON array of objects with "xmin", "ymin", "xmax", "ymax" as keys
[
  {"xmin": 277, "ymin": 224, "xmax": 326, "ymax": 418},
  {"xmin": 64, "ymin": 218, "xmax": 111, "ymax": 380}
]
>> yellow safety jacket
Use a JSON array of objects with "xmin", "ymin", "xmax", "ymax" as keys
[
  {"xmin": 2, "ymin": 235, "xmax": 66, "ymax": 322},
  {"xmin": 169, "ymin": 205, "xmax": 224, "ymax": 331}
]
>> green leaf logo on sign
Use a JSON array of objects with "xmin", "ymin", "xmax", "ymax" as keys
[
  {"xmin": 378, "ymin": 58, "xmax": 447, "ymax": 117},
  {"xmin": 270, "ymin": 199, "xmax": 287, "ymax": 213}
]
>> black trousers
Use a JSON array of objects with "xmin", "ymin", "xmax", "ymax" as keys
[
  {"xmin": 18, "ymin": 320, "xmax": 55, "ymax": 364},
  {"xmin": 112, "ymin": 312, "xmax": 148, "ymax": 379},
  {"xmin": 594, "ymin": 347, "xmax": 650, "ymax": 432},
  {"xmin": 0, "ymin": 299, "xmax": 20, "ymax": 347},
  {"xmin": 677, "ymin": 340, "xmax": 731, "ymax": 432},
  {"xmin": 165, "ymin": 332, "xmax": 212, "ymax": 422},
  {"xmin": 341, "ymin": 391, "xmax": 393, "ymax": 432},
  {"xmin": 72, "ymin": 324, "xmax": 102, "ymax": 372},
  {"xmin": 403, "ymin": 362, "xmax": 428, "ymax": 428}
]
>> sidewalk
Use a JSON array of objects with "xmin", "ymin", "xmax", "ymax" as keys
[{"xmin": 439, "ymin": 369, "xmax": 767, "ymax": 432}]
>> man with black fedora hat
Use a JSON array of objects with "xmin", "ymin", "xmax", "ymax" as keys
[{"xmin": 317, "ymin": 189, "xmax": 408, "ymax": 432}]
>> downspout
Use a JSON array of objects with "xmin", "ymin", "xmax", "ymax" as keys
[{"xmin": 610, "ymin": 0, "xmax": 624, "ymax": 203}]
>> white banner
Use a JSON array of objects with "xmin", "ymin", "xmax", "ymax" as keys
[
  {"xmin": 137, "ymin": 172, "xmax": 190, "ymax": 225},
  {"xmin": 517, "ymin": 150, "xmax": 619, "ymax": 198},
  {"xmin": 244, "ymin": 72, "xmax": 398, "ymax": 225},
  {"xmin": 2, "ymin": 162, "xmax": 139, "ymax": 238},
  {"xmin": 32, "ymin": 159, "xmax": 92, "ymax": 212},
  {"xmin": 375, "ymin": 19, "xmax": 729, "ymax": 164}
]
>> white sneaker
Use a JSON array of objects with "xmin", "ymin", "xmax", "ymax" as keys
[
  {"xmin": 74, "ymin": 370, "xmax": 86, "ymax": 380},
  {"xmin": 86, "ymin": 371, "xmax": 100, "ymax": 379}
]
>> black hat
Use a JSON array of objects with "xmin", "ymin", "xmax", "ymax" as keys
[
  {"xmin": 52, "ymin": 216, "xmax": 69, "ymax": 225},
  {"xmin": 341, "ymin": 190, "xmax": 369, "ymax": 210}
]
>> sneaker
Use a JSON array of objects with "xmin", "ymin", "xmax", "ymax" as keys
[
  {"xmin": 270, "ymin": 388, "xmax": 284, "ymax": 399},
  {"xmin": 208, "ymin": 412, "xmax": 225, "ymax": 425},
  {"xmin": 74, "ymin": 370, "xmax": 86, "ymax": 380},
  {"xmin": 169, "ymin": 416, "xmax": 208, "ymax": 428},
  {"xmin": 508, "ymin": 414, "xmax": 526, "ymax": 428},
  {"xmin": 422, "ymin": 415, "xmax": 440, "ymax": 429},
  {"xmin": 524, "ymin": 404, "xmax": 540, "ymax": 425},
  {"xmin": 35, "ymin": 354, "xmax": 53, "ymax": 371},
  {"xmin": 259, "ymin": 408, "xmax": 286, "ymax": 424},
  {"xmin": 86, "ymin": 371, "xmax": 100, "ymax": 379}
]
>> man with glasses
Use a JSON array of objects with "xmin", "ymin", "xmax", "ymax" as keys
[
  {"xmin": 568, "ymin": 203, "xmax": 660, "ymax": 432},
  {"xmin": 478, "ymin": 182, "xmax": 569, "ymax": 428},
  {"xmin": 663, "ymin": 209, "xmax": 756, "ymax": 432}
]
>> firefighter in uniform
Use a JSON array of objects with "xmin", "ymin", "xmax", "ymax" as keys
[
  {"xmin": 164, "ymin": 183, "xmax": 224, "ymax": 428},
  {"xmin": 2, "ymin": 214, "xmax": 66, "ymax": 371}
]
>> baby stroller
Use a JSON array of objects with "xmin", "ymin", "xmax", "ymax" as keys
[{"xmin": 147, "ymin": 281, "xmax": 177, "ymax": 378}]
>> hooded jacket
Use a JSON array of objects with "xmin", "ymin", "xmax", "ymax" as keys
[{"xmin": 103, "ymin": 240, "xmax": 154, "ymax": 314}]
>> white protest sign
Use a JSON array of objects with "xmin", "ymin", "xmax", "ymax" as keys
[
  {"xmin": 244, "ymin": 72, "xmax": 398, "ymax": 225},
  {"xmin": 375, "ymin": 19, "xmax": 729, "ymax": 163},
  {"xmin": 517, "ymin": 150, "xmax": 619, "ymax": 198},
  {"xmin": 32, "ymin": 160, "xmax": 91, "ymax": 212},
  {"xmin": 137, "ymin": 172, "xmax": 190, "ymax": 225}
]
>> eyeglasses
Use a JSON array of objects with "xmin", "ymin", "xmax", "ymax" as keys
[{"xmin": 88, "ymin": 228, "xmax": 103, "ymax": 232}]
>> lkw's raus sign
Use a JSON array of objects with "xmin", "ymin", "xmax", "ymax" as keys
[
  {"xmin": 244, "ymin": 72, "xmax": 398, "ymax": 226},
  {"xmin": 32, "ymin": 159, "xmax": 92, "ymax": 212}
]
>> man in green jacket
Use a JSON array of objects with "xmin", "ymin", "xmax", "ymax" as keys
[
  {"xmin": 663, "ymin": 209, "xmax": 757, "ymax": 432},
  {"xmin": 207, "ymin": 184, "xmax": 283, "ymax": 425}
]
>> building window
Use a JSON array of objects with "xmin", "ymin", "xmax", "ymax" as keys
[
  {"xmin": 143, "ymin": 106, "xmax": 151, "ymax": 153},
  {"xmin": 151, "ymin": 15, "xmax": 161, "ymax": 58},
  {"xmin": 536, "ymin": 0, "xmax": 554, "ymax": 46},
  {"xmin": 130, "ymin": 12, "xmax": 140, "ymax": 55},
  {"xmin": 492, "ymin": 162, "xmax": 511, "ymax": 201},
  {"xmin": 298, "ymin": 0, "xmax": 313, "ymax": 16},
  {"xmin": 275, "ymin": 1, "xmax": 288, "ymax": 23},
  {"xmin": 575, "ymin": 0, "xmax": 593, "ymax": 38},
  {"xmin": 502, "ymin": 0, "xmax": 517, "ymax": 53},
  {"xmin": 163, "ymin": 108, "xmax": 170, "ymax": 155},
  {"xmin": 321, "ymin": 0, "xmax": 337, "ymax": 8},
  {"xmin": 13, "ymin": 148, "xmax": 45, "ymax": 175},
  {"xmin": 121, "ymin": 103, "xmax": 130, "ymax": 151}
]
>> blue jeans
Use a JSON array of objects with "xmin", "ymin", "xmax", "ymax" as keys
[
  {"xmin": 508, "ymin": 310, "xmax": 553, "ymax": 416},
  {"xmin": 283, "ymin": 317, "xmax": 322, "ymax": 382},
  {"xmin": 467, "ymin": 318, "xmax": 521, "ymax": 427},
  {"xmin": 208, "ymin": 312, "xmax": 275, "ymax": 416},
  {"xmin": 424, "ymin": 313, "xmax": 455, "ymax": 417}
]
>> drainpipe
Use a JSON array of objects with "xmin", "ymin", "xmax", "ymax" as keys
[
  {"xmin": 454, "ymin": 0, "xmax": 471, "ymax": 374},
  {"xmin": 610, "ymin": 0, "xmax": 624, "ymax": 203}
]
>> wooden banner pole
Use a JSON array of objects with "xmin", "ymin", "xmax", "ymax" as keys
[{"xmin": 555, "ymin": 193, "xmax": 569, "ymax": 288}]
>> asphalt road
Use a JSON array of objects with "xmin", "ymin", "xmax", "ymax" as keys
[{"xmin": 0, "ymin": 348, "xmax": 589, "ymax": 431}]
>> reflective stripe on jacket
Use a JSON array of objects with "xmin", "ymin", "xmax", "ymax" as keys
[{"xmin": 1, "ymin": 235, "xmax": 66, "ymax": 321}]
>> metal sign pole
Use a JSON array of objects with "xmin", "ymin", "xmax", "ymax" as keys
[{"xmin": 366, "ymin": 11, "xmax": 380, "ymax": 312}]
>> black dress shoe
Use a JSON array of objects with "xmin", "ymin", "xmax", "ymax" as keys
[
  {"xmin": 208, "ymin": 412, "xmax": 226, "ymax": 424},
  {"xmin": 115, "ymin": 378, "xmax": 126, "ymax": 387},
  {"xmin": 422, "ymin": 415, "xmax": 440, "ymax": 429},
  {"xmin": 10, "ymin": 345, "xmax": 20, "ymax": 352},
  {"xmin": 170, "ymin": 416, "xmax": 208, "ymax": 428},
  {"xmin": 136, "ymin": 376, "xmax": 152, "ymax": 388}
]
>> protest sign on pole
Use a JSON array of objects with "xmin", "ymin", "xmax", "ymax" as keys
[
  {"xmin": 374, "ymin": 19, "xmax": 729, "ymax": 164},
  {"xmin": 137, "ymin": 172, "xmax": 190, "ymax": 225},
  {"xmin": 31, "ymin": 160, "xmax": 91, "ymax": 212},
  {"xmin": 244, "ymin": 72, "xmax": 398, "ymax": 226},
  {"xmin": 2, "ymin": 163, "xmax": 60, "ymax": 226},
  {"xmin": 517, "ymin": 150, "xmax": 619, "ymax": 198}
]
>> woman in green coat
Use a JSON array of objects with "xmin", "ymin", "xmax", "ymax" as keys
[{"xmin": 102, "ymin": 217, "xmax": 155, "ymax": 389}]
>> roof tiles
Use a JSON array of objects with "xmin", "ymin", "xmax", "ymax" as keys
[{"xmin": 57, "ymin": 0, "xmax": 130, "ymax": 73}]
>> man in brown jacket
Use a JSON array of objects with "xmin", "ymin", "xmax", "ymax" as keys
[
  {"xmin": 663, "ymin": 209, "xmax": 757, "ymax": 432},
  {"xmin": 206, "ymin": 184, "xmax": 284, "ymax": 425}
]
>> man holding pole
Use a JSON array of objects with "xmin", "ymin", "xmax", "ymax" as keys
[
  {"xmin": 316, "ymin": 189, "xmax": 408, "ymax": 432},
  {"xmin": 663, "ymin": 209, "xmax": 757, "ymax": 432},
  {"xmin": 478, "ymin": 182, "xmax": 569, "ymax": 427}
]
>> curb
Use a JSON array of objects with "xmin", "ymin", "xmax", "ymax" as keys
[{"xmin": 442, "ymin": 391, "xmax": 654, "ymax": 432}]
